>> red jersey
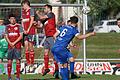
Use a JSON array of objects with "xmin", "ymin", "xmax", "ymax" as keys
[
  {"xmin": 6, "ymin": 24, "xmax": 23, "ymax": 49},
  {"xmin": 44, "ymin": 12, "xmax": 56, "ymax": 37},
  {"xmin": 22, "ymin": 8, "xmax": 35, "ymax": 35}
]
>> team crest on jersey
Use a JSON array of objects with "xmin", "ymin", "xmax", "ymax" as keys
[
  {"xmin": 8, "ymin": 28, "xmax": 11, "ymax": 31},
  {"xmin": 14, "ymin": 27, "xmax": 18, "ymax": 30},
  {"xmin": 27, "ymin": 12, "xmax": 29, "ymax": 15}
]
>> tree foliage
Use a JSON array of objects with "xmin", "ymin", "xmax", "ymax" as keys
[{"xmin": 88, "ymin": 0, "xmax": 120, "ymax": 20}]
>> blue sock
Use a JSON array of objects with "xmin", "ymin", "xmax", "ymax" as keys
[
  {"xmin": 60, "ymin": 67, "xmax": 69, "ymax": 80},
  {"xmin": 70, "ymin": 62, "xmax": 74, "ymax": 73}
]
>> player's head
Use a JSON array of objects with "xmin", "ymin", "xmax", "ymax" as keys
[
  {"xmin": 67, "ymin": 20, "xmax": 71, "ymax": 25},
  {"xmin": 117, "ymin": 18, "xmax": 120, "ymax": 27},
  {"xmin": 21, "ymin": 0, "xmax": 30, "ymax": 9},
  {"xmin": 70, "ymin": 16, "xmax": 78, "ymax": 26},
  {"xmin": 44, "ymin": 4, "xmax": 52, "ymax": 13},
  {"xmin": 8, "ymin": 14, "xmax": 16, "ymax": 25}
]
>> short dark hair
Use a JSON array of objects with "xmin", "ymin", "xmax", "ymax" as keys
[
  {"xmin": 70, "ymin": 16, "xmax": 78, "ymax": 24},
  {"xmin": 67, "ymin": 20, "xmax": 71, "ymax": 23},
  {"xmin": 44, "ymin": 4, "xmax": 52, "ymax": 11},
  {"xmin": 8, "ymin": 14, "xmax": 16, "ymax": 19},
  {"xmin": 117, "ymin": 18, "xmax": 120, "ymax": 21},
  {"xmin": 21, "ymin": 0, "xmax": 30, "ymax": 7}
]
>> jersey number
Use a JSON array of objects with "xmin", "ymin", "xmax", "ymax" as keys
[{"xmin": 60, "ymin": 29, "xmax": 68, "ymax": 37}]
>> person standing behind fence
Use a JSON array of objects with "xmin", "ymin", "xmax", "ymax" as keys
[
  {"xmin": 117, "ymin": 18, "xmax": 120, "ymax": 27},
  {"xmin": 5, "ymin": 14, "xmax": 23, "ymax": 80},
  {"xmin": 21, "ymin": 0, "xmax": 35, "ymax": 65},
  {"xmin": 36, "ymin": 4, "xmax": 59, "ymax": 78}
]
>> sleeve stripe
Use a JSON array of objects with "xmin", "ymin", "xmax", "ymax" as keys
[{"xmin": 75, "ymin": 33, "xmax": 79, "ymax": 36}]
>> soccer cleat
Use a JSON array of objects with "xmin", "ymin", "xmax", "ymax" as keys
[
  {"xmin": 42, "ymin": 69, "xmax": 50, "ymax": 76},
  {"xmin": 8, "ymin": 77, "xmax": 12, "ymax": 80},
  {"xmin": 16, "ymin": 77, "xmax": 21, "ymax": 80},
  {"xmin": 2, "ymin": 72, "xmax": 6, "ymax": 75},
  {"xmin": 71, "ymin": 73, "xmax": 81, "ymax": 79},
  {"xmin": 53, "ymin": 70, "xmax": 59, "ymax": 79}
]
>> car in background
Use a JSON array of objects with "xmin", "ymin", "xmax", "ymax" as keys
[{"xmin": 94, "ymin": 19, "xmax": 120, "ymax": 33}]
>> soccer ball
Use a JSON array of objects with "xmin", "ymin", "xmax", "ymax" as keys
[{"xmin": 82, "ymin": 6, "xmax": 90, "ymax": 14}]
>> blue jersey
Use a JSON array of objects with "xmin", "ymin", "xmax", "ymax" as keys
[{"xmin": 54, "ymin": 25, "xmax": 79, "ymax": 48}]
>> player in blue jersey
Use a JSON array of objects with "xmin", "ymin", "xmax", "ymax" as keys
[{"xmin": 51, "ymin": 16, "xmax": 95, "ymax": 80}]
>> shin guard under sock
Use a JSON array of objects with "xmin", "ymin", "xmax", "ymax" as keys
[
  {"xmin": 30, "ymin": 50, "xmax": 34, "ymax": 64},
  {"xmin": 25, "ymin": 51, "xmax": 30, "ymax": 65},
  {"xmin": 16, "ymin": 61, "xmax": 21, "ymax": 78},
  {"xmin": 70, "ymin": 62, "xmax": 75, "ymax": 73},
  {"xmin": 54, "ymin": 61, "xmax": 59, "ymax": 71},
  {"xmin": 7, "ymin": 61, "xmax": 12, "ymax": 78},
  {"xmin": 60, "ymin": 67, "xmax": 69, "ymax": 80},
  {"xmin": 44, "ymin": 54, "xmax": 49, "ymax": 69}
]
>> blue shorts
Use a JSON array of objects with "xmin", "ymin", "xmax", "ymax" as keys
[
  {"xmin": 44, "ymin": 37, "xmax": 54, "ymax": 49},
  {"xmin": 7, "ymin": 48, "xmax": 21, "ymax": 60},
  {"xmin": 51, "ymin": 47, "xmax": 73, "ymax": 64}
]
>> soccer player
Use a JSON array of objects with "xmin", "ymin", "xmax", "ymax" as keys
[
  {"xmin": 5, "ymin": 14, "xmax": 23, "ymax": 80},
  {"xmin": 66, "ymin": 19, "xmax": 80, "ymax": 79},
  {"xmin": 0, "ymin": 17, "xmax": 7, "ymax": 62},
  {"xmin": 0, "ymin": 17, "xmax": 7, "ymax": 75},
  {"xmin": 51, "ymin": 16, "xmax": 95, "ymax": 80},
  {"xmin": 36, "ymin": 4, "xmax": 59, "ymax": 78},
  {"xmin": 21, "ymin": 0, "xmax": 35, "ymax": 65}
]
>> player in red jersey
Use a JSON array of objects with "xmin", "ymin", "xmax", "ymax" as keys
[
  {"xmin": 5, "ymin": 14, "xmax": 23, "ymax": 80},
  {"xmin": 36, "ymin": 4, "xmax": 59, "ymax": 78},
  {"xmin": 21, "ymin": 0, "xmax": 35, "ymax": 65}
]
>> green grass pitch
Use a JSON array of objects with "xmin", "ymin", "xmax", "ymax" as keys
[{"xmin": 0, "ymin": 74, "xmax": 120, "ymax": 80}]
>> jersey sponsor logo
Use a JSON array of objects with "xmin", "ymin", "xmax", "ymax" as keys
[
  {"xmin": 44, "ymin": 21, "xmax": 48, "ymax": 25},
  {"xmin": 8, "ymin": 32, "xmax": 18, "ymax": 36},
  {"xmin": 22, "ymin": 18, "xmax": 29, "ymax": 22}
]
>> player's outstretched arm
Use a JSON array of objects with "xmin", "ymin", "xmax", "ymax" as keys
[
  {"xmin": 76, "ymin": 32, "xmax": 96, "ymax": 40},
  {"xmin": 36, "ymin": 10, "xmax": 48, "ymax": 20}
]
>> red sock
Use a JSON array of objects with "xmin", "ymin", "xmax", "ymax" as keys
[
  {"xmin": 54, "ymin": 61, "xmax": 59, "ymax": 71},
  {"xmin": 44, "ymin": 54, "xmax": 49, "ymax": 69},
  {"xmin": 16, "ymin": 60, "xmax": 21, "ymax": 78},
  {"xmin": 30, "ymin": 50, "xmax": 34, "ymax": 64},
  {"xmin": 25, "ymin": 50, "xmax": 30, "ymax": 65},
  {"xmin": 7, "ymin": 60, "xmax": 12, "ymax": 78}
]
